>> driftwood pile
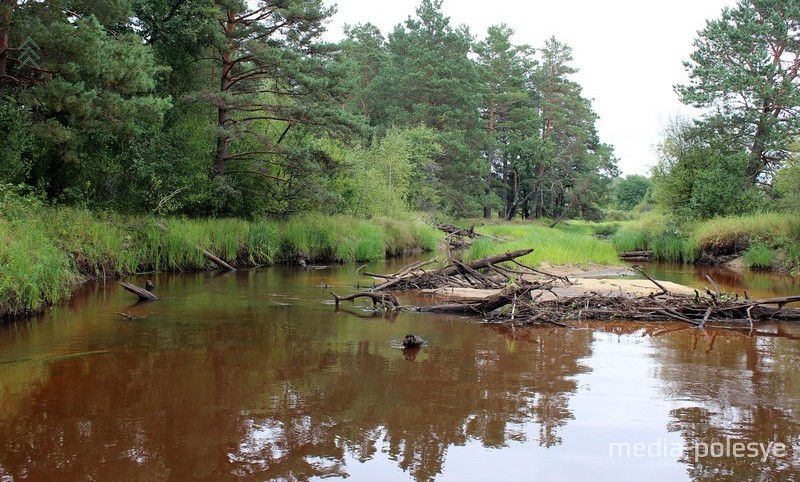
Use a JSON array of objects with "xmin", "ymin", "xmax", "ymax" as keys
[
  {"xmin": 359, "ymin": 248, "xmax": 552, "ymax": 292},
  {"xmin": 483, "ymin": 291, "xmax": 800, "ymax": 327},
  {"xmin": 331, "ymin": 249, "xmax": 800, "ymax": 328},
  {"xmin": 433, "ymin": 222, "xmax": 504, "ymax": 250}
]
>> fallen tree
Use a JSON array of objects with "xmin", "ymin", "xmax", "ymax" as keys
[{"xmin": 331, "ymin": 291, "xmax": 401, "ymax": 310}]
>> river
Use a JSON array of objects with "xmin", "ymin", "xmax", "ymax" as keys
[{"xmin": 1, "ymin": 257, "xmax": 799, "ymax": 481}]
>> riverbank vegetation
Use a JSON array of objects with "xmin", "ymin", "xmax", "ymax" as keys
[
  {"xmin": 608, "ymin": 211, "xmax": 800, "ymax": 272},
  {"xmin": 465, "ymin": 223, "xmax": 620, "ymax": 267},
  {"xmin": 599, "ymin": 0, "xmax": 800, "ymax": 273},
  {"xmin": 0, "ymin": 187, "xmax": 439, "ymax": 318}
]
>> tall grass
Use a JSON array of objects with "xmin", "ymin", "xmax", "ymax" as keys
[
  {"xmin": 465, "ymin": 223, "xmax": 620, "ymax": 267},
  {"xmin": 743, "ymin": 243, "xmax": 773, "ymax": 270},
  {"xmin": 0, "ymin": 203, "xmax": 441, "ymax": 318},
  {"xmin": 0, "ymin": 218, "xmax": 75, "ymax": 315},
  {"xmin": 693, "ymin": 212, "xmax": 791, "ymax": 253},
  {"xmin": 608, "ymin": 211, "xmax": 799, "ymax": 267},
  {"xmin": 612, "ymin": 228, "xmax": 648, "ymax": 252}
]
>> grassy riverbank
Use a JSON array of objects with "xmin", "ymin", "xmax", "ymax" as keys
[
  {"xmin": 0, "ymin": 199, "xmax": 440, "ymax": 319},
  {"xmin": 465, "ymin": 222, "xmax": 621, "ymax": 267},
  {"xmin": 610, "ymin": 212, "xmax": 800, "ymax": 271}
]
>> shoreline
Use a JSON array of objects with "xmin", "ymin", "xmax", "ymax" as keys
[{"xmin": 0, "ymin": 211, "xmax": 441, "ymax": 322}]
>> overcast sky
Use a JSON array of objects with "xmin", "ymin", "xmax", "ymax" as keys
[{"xmin": 321, "ymin": 0, "xmax": 735, "ymax": 176}]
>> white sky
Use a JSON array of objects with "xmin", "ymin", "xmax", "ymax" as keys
[{"xmin": 322, "ymin": 0, "xmax": 735, "ymax": 176}]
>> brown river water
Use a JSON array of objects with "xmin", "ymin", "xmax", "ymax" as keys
[{"xmin": 1, "ymin": 257, "xmax": 800, "ymax": 481}]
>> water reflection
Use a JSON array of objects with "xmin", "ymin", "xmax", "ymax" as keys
[
  {"xmin": 0, "ymin": 262, "xmax": 799, "ymax": 481},
  {"xmin": 0, "ymin": 266, "xmax": 593, "ymax": 481},
  {"xmin": 651, "ymin": 324, "xmax": 800, "ymax": 481}
]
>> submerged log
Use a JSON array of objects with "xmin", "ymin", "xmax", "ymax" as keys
[{"xmin": 119, "ymin": 282, "xmax": 159, "ymax": 301}]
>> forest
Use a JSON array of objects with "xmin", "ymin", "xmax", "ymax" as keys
[
  {"xmin": 0, "ymin": 0, "xmax": 618, "ymax": 219},
  {"xmin": 2, "ymin": 0, "xmax": 800, "ymax": 316}
]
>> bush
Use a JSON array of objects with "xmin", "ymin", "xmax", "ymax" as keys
[{"xmin": 743, "ymin": 243, "xmax": 773, "ymax": 270}]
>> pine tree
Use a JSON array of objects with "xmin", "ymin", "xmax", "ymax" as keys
[
  {"xmin": 474, "ymin": 24, "xmax": 535, "ymax": 218},
  {"xmin": 210, "ymin": 0, "xmax": 361, "ymax": 202},
  {"xmin": 372, "ymin": 0, "xmax": 483, "ymax": 215},
  {"xmin": 677, "ymin": 0, "xmax": 800, "ymax": 183}
]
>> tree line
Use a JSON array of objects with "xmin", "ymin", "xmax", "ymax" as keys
[{"xmin": 0, "ymin": 0, "xmax": 617, "ymax": 219}]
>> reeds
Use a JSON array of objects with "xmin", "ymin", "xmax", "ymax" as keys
[{"xmin": 0, "ymin": 208, "xmax": 441, "ymax": 318}]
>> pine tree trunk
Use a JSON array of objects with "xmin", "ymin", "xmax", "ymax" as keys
[
  {"xmin": 0, "ymin": 1, "xmax": 13, "ymax": 104},
  {"xmin": 484, "ymin": 106, "xmax": 495, "ymax": 218},
  {"xmin": 748, "ymin": 102, "xmax": 770, "ymax": 183},
  {"xmin": 214, "ymin": 10, "xmax": 236, "ymax": 176},
  {"xmin": 501, "ymin": 156, "xmax": 510, "ymax": 218}
]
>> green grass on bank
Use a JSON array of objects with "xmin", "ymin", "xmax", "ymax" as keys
[
  {"xmin": 0, "ymin": 201, "xmax": 440, "ymax": 317},
  {"xmin": 464, "ymin": 222, "xmax": 621, "ymax": 267},
  {"xmin": 609, "ymin": 211, "xmax": 800, "ymax": 268}
]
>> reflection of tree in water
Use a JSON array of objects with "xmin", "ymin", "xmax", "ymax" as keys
[
  {"xmin": 651, "ymin": 325, "xmax": 800, "ymax": 481},
  {"xmin": 0, "ymin": 314, "xmax": 592, "ymax": 481}
]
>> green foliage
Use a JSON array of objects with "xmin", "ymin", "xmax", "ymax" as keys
[
  {"xmin": 367, "ymin": 0, "xmax": 484, "ymax": 215},
  {"xmin": 613, "ymin": 175, "xmax": 652, "ymax": 210},
  {"xmin": 0, "ymin": 217, "xmax": 71, "ymax": 315},
  {"xmin": 337, "ymin": 127, "xmax": 442, "ymax": 217},
  {"xmin": 775, "ymin": 156, "xmax": 800, "ymax": 210},
  {"xmin": 0, "ymin": 103, "xmax": 34, "ymax": 183},
  {"xmin": 0, "ymin": 186, "xmax": 441, "ymax": 316},
  {"xmin": 608, "ymin": 210, "xmax": 799, "ymax": 267},
  {"xmin": 612, "ymin": 228, "xmax": 648, "ymax": 252},
  {"xmin": 677, "ymin": 0, "xmax": 800, "ymax": 180},
  {"xmin": 693, "ymin": 212, "xmax": 793, "ymax": 254},
  {"xmin": 743, "ymin": 243, "xmax": 773, "ymax": 270},
  {"xmin": 649, "ymin": 236, "xmax": 697, "ymax": 263},
  {"xmin": 652, "ymin": 120, "xmax": 765, "ymax": 219},
  {"xmin": 474, "ymin": 24, "xmax": 536, "ymax": 217},
  {"xmin": 209, "ymin": 0, "xmax": 364, "ymax": 216},
  {"xmin": 610, "ymin": 211, "xmax": 697, "ymax": 262}
]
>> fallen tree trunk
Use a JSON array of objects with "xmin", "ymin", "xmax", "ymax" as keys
[
  {"xmin": 619, "ymin": 250, "xmax": 654, "ymax": 259},
  {"xmin": 433, "ymin": 222, "xmax": 505, "ymax": 241},
  {"xmin": 119, "ymin": 282, "xmax": 159, "ymax": 301},
  {"xmin": 200, "ymin": 248, "xmax": 236, "ymax": 271},
  {"xmin": 439, "ymin": 249, "xmax": 534, "ymax": 277},
  {"xmin": 433, "ymin": 222, "xmax": 477, "ymax": 238},
  {"xmin": 413, "ymin": 285, "xmax": 534, "ymax": 314}
]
